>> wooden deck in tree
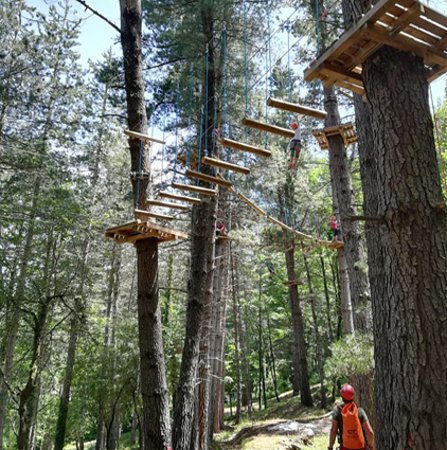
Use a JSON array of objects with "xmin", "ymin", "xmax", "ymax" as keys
[
  {"xmin": 241, "ymin": 117, "xmax": 295, "ymax": 138},
  {"xmin": 185, "ymin": 169, "xmax": 232, "ymax": 188},
  {"xmin": 220, "ymin": 138, "xmax": 272, "ymax": 158},
  {"xmin": 312, "ymin": 122, "xmax": 357, "ymax": 149},
  {"xmin": 267, "ymin": 97, "xmax": 327, "ymax": 119},
  {"xmin": 201, "ymin": 156, "xmax": 250, "ymax": 175},
  {"xmin": 159, "ymin": 190, "xmax": 201, "ymax": 204},
  {"xmin": 171, "ymin": 182, "xmax": 216, "ymax": 196},
  {"xmin": 105, "ymin": 220, "xmax": 187, "ymax": 244},
  {"xmin": 304, "ymin": 0, "xmax": 447, "ymax": 95},
  {"xmin": 124, "ymin": 129, "xmax": 165, "ymax": 145},
  {"xmin": 134, "ymin": 209, "xmax": 174, "ymax": 221},
  {"xmin": 145, "ymin": 199, "xmax": 190, "ymax": 211}
]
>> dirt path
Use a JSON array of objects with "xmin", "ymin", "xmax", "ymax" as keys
[{"xmin": 220, "ymin": 414, "xmax": 332, "ymax": 449}]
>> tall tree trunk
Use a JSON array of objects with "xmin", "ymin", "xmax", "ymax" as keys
[
  {"xmin": 341, "ymin": 1, "xmax": 447, "ymax": 446},
  {"xmin": 302, "ymin": 250, "xmax": 326, "ymax": 408},
  {"xmin": 120, "ymin": 2, "xmax": 171, "ymax": 448},
  {"xmin": 324, "ymin": 86, "xmax": 372, "ymax": 331},
  {"xmin": 319, "ymin": 255, "xmax": 333, "ymax": 342},
  {"xmin": 173, "ymin": 197, "xmax": 217, "ymax": 450},
  {"xmin": 265, "ymin": 312, "xmax": 279, "ymax": 402},
  {"xmin": 230, "ymin": 247, "xmax": 242, "ymax": 423}
]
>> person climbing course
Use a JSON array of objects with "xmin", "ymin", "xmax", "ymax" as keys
[
  {"xmin": 288, "ymin": 121, "xmax": 302, "ymax": 170},
  {"xmin": 216, "ymin": 221, "xmax": 226, "ymax": 236},
  {"xmin": 265, "ymin": 256, "xmax": 276, "ymax": 278},
  {"xmin": 328, "ymin": 384, "xmax": 375, "ymax": 450},
  {"xmin": 330, "ymin": 214, "xmax": 340, "ymax": 242}
]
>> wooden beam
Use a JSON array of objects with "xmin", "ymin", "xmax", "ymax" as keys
[
  {"xmin": 145, "ymin": 199, "xmax": 190, "ymax": 211},
  {"xmin": 124, "ymin": 129, "xmax": 165, "ymax": 145},
  {"xmin": 201, "ymin": 156, "xmax": 250, "ymax": 175},
  {"xmin": 134, "ymin": 209, "xmax": 174, "ymax": 221},
  {"xmin": 220, "ymin": 138, "xmax": 271, "ymax": 158},
  {"xmin": 159, "ymin": 190, "xmax": 201, "ymax": 204},
  {"xmin": 185, "ymin": 169, "xmax": 232, "ymax": 188},
  {"xmin": 388, "ymin": 3, "xmax": 425, "ymax": 36},
  {"xmin": 267, "ymin": 97, "xmax": 327, "ymax": 119},
  {"xmin": 171, "ymin": 182, "xmax": 216, "ymax": 196},
  {"xmin": 241, "ymin": 117, "xmax": 294, "ymax": 138},
  {"xmin": 237, "ymin": 192, "xmax": 267, "ymax": 217}
]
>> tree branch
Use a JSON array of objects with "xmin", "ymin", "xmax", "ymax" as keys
[{"xmin": 73, "ymin": 0, "xmax": 121, "ymax": 34}]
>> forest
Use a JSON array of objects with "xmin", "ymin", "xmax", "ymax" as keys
[{"xmin": 1, "ymin": 0, "xmax": 447, "ymax": 449}]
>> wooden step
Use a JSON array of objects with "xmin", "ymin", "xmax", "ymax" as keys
[
  {"xmin": 145, "ymin": 199, "xmax": 190, "ymax": 211},
  {"xmin": 201, "ymin": 156, "xmax": 250, "ymax": 175},
  {"xmin": 105, "ymin": 219, "xmax": 187, "ymax": 244},
  {"xmin": 171, "ymin": 182, "xmax": 216, "ymax": 196},
  {"xmin": 134, "ymin": 209, "xmax": 174, "ymax": 221},
  {"xmin": 241, "ymin": 117, "xmax": 294, "ymax": 138},
  {"xmin": 220, "ymin": 138, "xmax": 271, "ymax": 158},
  {"xmin": 124, "ymin": 129, "xmax": 165, "ymax": 145},
  {"xmin": 267, "ymin": 97, "xmax": 327, "ymax": 120},
  {"xmin": 185, "ymin": 169, "xmax": 232, "ymax": 188},
  {"xmin": 312, "ymin": 129, "xmax": 330, "ymax": 150},
  {"xmin": 159, "ymin": 191, "xmax": 201, "ymax": 204}
]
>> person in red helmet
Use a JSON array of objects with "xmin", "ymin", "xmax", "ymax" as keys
[
  {"xmin": 328, "ymin": 384, "xmax": 375, "ymax": 450},
  {"xmin": 288, "ymin": 120, "xmax": 302, "ymax": 170}
]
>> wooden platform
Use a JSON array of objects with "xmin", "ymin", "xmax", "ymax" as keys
[
  {"xmin": 241, "ymin": 118, "xmax": 295, "ymax": 138},
  {"xmin": 177, "ymin": 152, "xmax": 198, "ymax": 170},
  {"xmin": 105, "ymin": 220, "xmax": 187, "ymax": 244},
  {"xmin": 145, "ymin": 200, "xmax": 190, "ymax": 211},
  {"xmin": 312, "ymin": 123, "xmax": 357, "ymax": 149},
  {"xmin": 159, "ymin": 190, "xmax": 201, "ymax": 204},
  {"xmin": 124, "ymin": 129, "xmax": 165, "ymax": 145},
  {"xmin": 201, "ymin": 156, "xmax": 250, "ymax": 175},
  {"xmin": 324, "ymin": 240, "xmax": 344, "ymax": 250},
  {"xmin": 171, "ymin": 182, "xmax": 216, "ymax": 197},
  {"xmin": 267, "ymin": 97, "xmax": 327, "ymax": 119},
  {"xmin": 304, "ymin": 0, "xmax": 447, "ymax": 96},
  {"xmin": 185, "ymin": 169, "xmax": 232, "ymax": 188},
  {"xmin": 134, "ymin": 209, "xmax": 173, "ymax": 221},
  {"xmin": 220, "ymin": 138, "xmax": 272, "ymax": 158}
]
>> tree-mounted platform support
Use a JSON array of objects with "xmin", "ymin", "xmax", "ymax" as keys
[
  {"xmin": 171, "ymin": 182, "xmax": 216, "ymax": 197},
  {"xmin": 241, "ymin": 117, "xmax": 295, "ymax": 139},
  {"xmin": 267, "ymin": 97, "xmax": 327, "ymax": 120},
  {"xmin": 201, "ymin": 156, "xmax": 250, "ymax": 175},
  {"xmin": 105, "ymin": 219, "xmax": 187, "ymax": 244},
  {"xmin": 159, "ymin": 190, "xmax": 201, "ymax": 204},
  {"xmin": 185, "ymin": 169, "xmax": 232, "ymax": 188},
  {"xmin": 220, "ymin": 138, "xmax": 272, "ymax": 158},
  {"xmin": 124, "ymin": 129, "xmax": 166, "ymax": 145},
  {"xmin": 304, "ymin": 0, "xmax": 447, "ymax": 96},
  {"xmin": 145, "ymin": 199, "xmax": 190, "ymax": 211},
  {"xmin": 312, "ymin": 123, "xmax": 357, "ymax": 150}
]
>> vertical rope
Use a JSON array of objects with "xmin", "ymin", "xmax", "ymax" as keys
[
  {"xmin": 187, "ymin": 64, "xmax": 194, "ymax": 168},
  {"xmin": 315, "ymin": 0, "xmax": 321, "ymax": 55},
  {"xmin": 135, "ymin": 133, "xmax": 143, "ymax": 209},
  {"xmin": 204, "ymin": 44, "xmax": 210, "ymax": 163},
  {"xmin": 222, "ymin": 27, "xmax": 228, "ymax": 140},
  {"xmin": 243, "ymin": 3, "xmax": 249, "ymax": 116},
  {"xmin": 173, "ymin": 81, "xmax": 180, "ymax": 179}
]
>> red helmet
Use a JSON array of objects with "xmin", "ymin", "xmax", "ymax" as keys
[
  {"xmin": 340, "ymin": 384, "xmax": 355, "ymax": 401},
  {"xmin": 290, "ymin": 122, "xmax": 298, "ymax": 130}
]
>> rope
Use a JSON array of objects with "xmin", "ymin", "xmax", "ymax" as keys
[
  {"xmin": 243, "ymin": 3, "xmax": 249, "ymax": 115},
  {"xmin": 204, "ymin": 44, "xmax": 210, "ymax": 163},
  {"xmin": 173, "ymin": 82, "xmax": 180, "ymax": 179},
  {"xmin": 187, "ymin": 64, "xmax": 194, "ymax": 168},
  {"xmin": 315, "ymin": 0, "xmax": 321, "ymax": 55}
]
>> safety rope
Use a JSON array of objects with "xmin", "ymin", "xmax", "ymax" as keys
[
  {"xmin": 187, "ymin": 64, "xmax": 194, "ymax": 168},
  {"xmin": 173, "ymin": 81, "xmax": 180, "ymax": 180},
  {"xmin": 135, "ymin": 133, "xmax": 143, "ymax": 208}
]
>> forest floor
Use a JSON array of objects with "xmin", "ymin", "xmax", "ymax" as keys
[{"xmin": 213, "ymin": 391, "xmax": 333, "ymax": 450}]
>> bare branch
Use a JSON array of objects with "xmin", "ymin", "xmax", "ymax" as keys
[{"xmin": 73, "ymin": 0, "xmax": 121, "ymax": 34}]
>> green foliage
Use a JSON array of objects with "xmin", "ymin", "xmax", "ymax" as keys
[{"xmin": 325, "ymin": 333, "xmax": 374, "ymax": 379}]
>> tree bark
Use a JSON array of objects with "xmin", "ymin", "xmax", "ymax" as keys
[{"xmin": 120, "ymin": 2, "xmax": 171, "ymax": 449}]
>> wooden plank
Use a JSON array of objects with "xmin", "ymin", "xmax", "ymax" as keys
[
  {"xmin": 159, "ymin": 190, "xmax": 201, "ymax": 204},
  {"xmin": 185, "ymin": 169, "xmax": 232, "ymax": 188},
  {"xmin": 237, "ymin": 193, "xmax": 267, "ymax": 217},
  {"xmin": 133, "ymin": 221, "xmax": 188, "ymax": 240},
  {"xmin": 387, "ymin": 3, "xmax": 425, "ymax": 36},
  {"xmin": 366, "ymin": 23, "xmax": 447, "ymax": 67},
  {"xmin": 333, "ymin": 78, "xmax": 366, "ymax": 96},
  {"xmin": 145, "ymin": 199, "xmax": 190, "ymax": 211},
  {"xmin": 124, "ymin": 129, "xmax": 165, "ymax": 145},
  {"xmin": 134, "ymin": 209, "xmax": 174, "ymax": 221},
  {"xmin": 106, "ymin": 219, "xmax": 142, "ymax": 235},
  {"xmin": 241, "ymin": 117, "xmax": 295, "ymax": 138},
  {"xmin": 422, "ymin": 6, "xmax": 447, "ymax": 31},
  {"xmin": 172, "ymin": 182, "xmax": 216, "ymax": 196},
  {"xmin": 220, "ymin": 138, "xmax": 271, "ymax": 158},
  {"xmin": 320, "ymin": 66, "xmax": 363, "ymax": 88},
  {"xmin": 340, "ymin": 37, "xmax": 382, "ymax": 70},
  {"xmin": 201, "ymin": 156, "xmax": 250, "ymax": 175},
  {"xmin": 267, "ymin": 97, "xmax": 327, "ymax": 119}
]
